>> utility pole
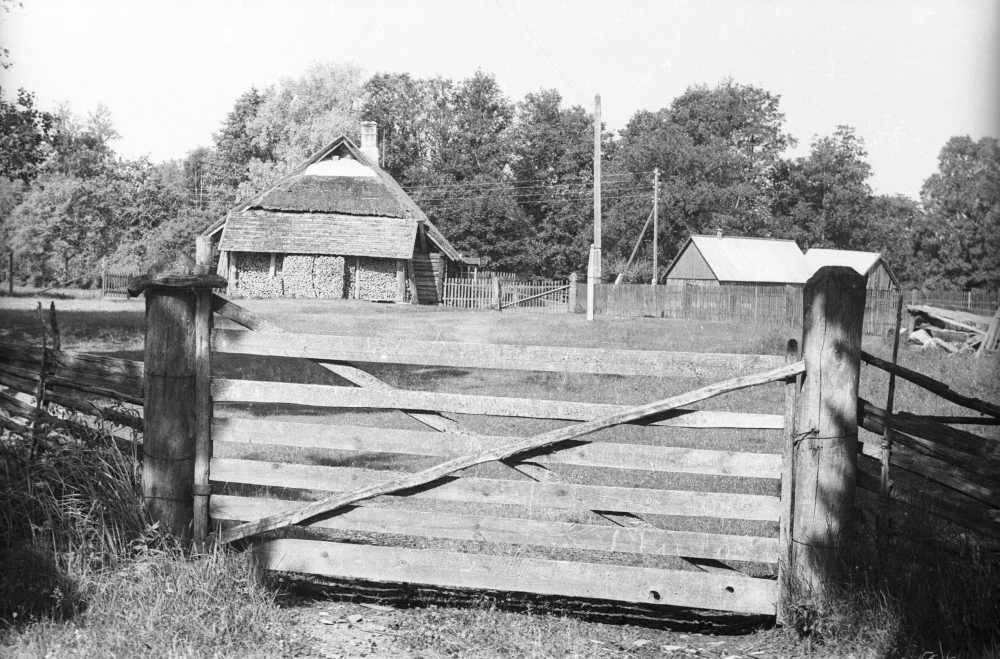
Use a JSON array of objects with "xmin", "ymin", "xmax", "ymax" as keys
[
  {"xmin": 652, "ymin": 168, "xmax": 660, "ymax": 286},
  {"xmin": 587, "ymin": 93, "xmax": 602, "ymax": 321}
]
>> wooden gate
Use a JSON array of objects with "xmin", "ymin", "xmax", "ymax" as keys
[
  {"xmin": 196, "ymin": 305, "xmax": 796, "ymax": 617},
  {"xmin": 132, "ymin": 268, "xmax": 875, "ymax": 618}
]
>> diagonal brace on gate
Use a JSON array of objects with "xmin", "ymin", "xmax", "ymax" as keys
[{"xmin": 220, "ymin": 359, "xmax": 804, "ymax": 544}]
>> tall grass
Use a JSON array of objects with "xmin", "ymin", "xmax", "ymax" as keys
[{"xmin": 0, "ymin": 420, "xmax": 307, "ymax": 657}]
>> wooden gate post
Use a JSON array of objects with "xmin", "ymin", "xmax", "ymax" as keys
[
  {"xmin": 133, "ymin": 273, "xmax": 224, "ymax": 542},
  {"xmin": 790, "ymin": 266, "xmax": 866, "ymax": 599},
  {"xmin": 568, "ymin": 272, "xmax": 578, "ymax": 313}
]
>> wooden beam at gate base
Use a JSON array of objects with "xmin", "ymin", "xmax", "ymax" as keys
[
  {"xmin": 254, "ymin": 539, "xmax": 778, "ymax": 615},
  {"xmin": 219, "ymin": 359, "xmax": 802, "ymax": 544},
  {"xmin": 212, "ymin": 494, "xmax": 778, "ymax": 563}
]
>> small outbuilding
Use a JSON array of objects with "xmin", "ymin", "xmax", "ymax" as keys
[
  {"xmin": 804, "ymin": 248, "xmax": 897, "ymax": 292},
  {"xmin": 202, "ymin": 122, "xmax": 470, "ymax": 303},
  {"xmin": 663, "ymin": 234, "xmax": 810, "ymax": 288}
]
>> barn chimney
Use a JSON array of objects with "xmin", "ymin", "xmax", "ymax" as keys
[{"xmin": 360, "ymin": 121, "xmax": 379, "ymax": 165}]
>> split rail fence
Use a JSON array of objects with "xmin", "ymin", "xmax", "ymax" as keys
[
  {"xmin": 856, "ymin": 351, "xmax": 1000, "ymax": 540},
  {"xmin": 0, "ymin": 303, "xmax": 144, "ymax": 440}
]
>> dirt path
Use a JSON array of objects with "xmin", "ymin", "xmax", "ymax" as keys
[{"xmin": 282, "ymin": 597, "xmax": 799, "ymax": 658}]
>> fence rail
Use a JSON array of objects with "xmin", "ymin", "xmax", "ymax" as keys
[
  {"xmin": 197, "ymin": 287, "xmax": 794, "ymax": 615},
  {"xmin": 857, "ymin": 351, "xmax": 1000, "ymax": 539},
  {"xmin": 0, "ymin": 307, "xmax": 145, "ymax": 437}
]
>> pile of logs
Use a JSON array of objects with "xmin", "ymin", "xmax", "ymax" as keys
[{"xmin": 906, "ymin": 304, "xmax": 1000, "ymax": 355}]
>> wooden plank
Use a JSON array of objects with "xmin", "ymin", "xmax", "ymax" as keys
[
  {"xmin": 221, "ymin": 360, "xmax": 800, "ymax": 544},
  {"xmin": 859, "ymin": 398, "xmax": 999, "ymax": 460},
  {"xmin": 42, "ymin": 388, "xmax": 143, "ymax": 431},
  {"xmin": 255, "ymin": 539, "xmax": 777, "ymax": 615},
  {"xmin": 860, "ymin": 350, "xmax": 1000, "ymax": 419},
  {"xmin": 213, "ymin": 328, "xmax": 786, "ymax": 379},
  {"xmin": 212, "ymin": 495, "xmax": 778, "ymax": 563},
  {"xmin": 859, "ymin": 439, "xmax": 1000, "ymax": 508},
  {"xmin": 193, "ymin": 289, "xmax": 213, "ymax": 547},
  {"xmin": 211, "ymin": 294, "xmax": 282, "ymax": 332},
  {"xmin": 213, "ymin": 418, "xmax": 782, "ymax": 478},
  {"xmin": 212, "ymin": 379, "xmax": 785, "ymax": 429},
  {"xmin": 210, "ymin": 459, "xmax": 780, "ymax": 521}
]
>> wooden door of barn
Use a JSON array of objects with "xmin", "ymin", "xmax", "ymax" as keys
[{"xmin": 199, "ymin": 298, "xmax": 800, "ymax": 617}]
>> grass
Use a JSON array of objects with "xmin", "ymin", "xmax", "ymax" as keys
[{"xmin": 1, "ymin": 294, "xmax": 999, "ymax": 657}]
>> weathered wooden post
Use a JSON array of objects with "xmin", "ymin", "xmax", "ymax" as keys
[
  {"xmin": 790, "ymin": 266, "xmax": 865, "ymax": 599},
  {"xmin": 131, "ymin": 272, "xmax": 225, "ymax": 543},
  {"xmin": 195, "ymin": 236, "xmax": 212, "ymax": 275},
  {"xmin": 491, "ymin": 274, "xmax": 501, "ymax": 311},
  {"xmin": 568, "ymin": 272, "xmax": 578, "ymax": 313},
  {"xmin": 8, "ymin": 252, "xmax": 14, "ymax": 296}
]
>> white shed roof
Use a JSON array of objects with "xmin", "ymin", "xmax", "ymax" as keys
[
  {"xmin": 688, "ymin": 235, "xmax": 810, "ymax": 284},
  {"xmin": 804, "ymin": 248, "xmax": 882, "ymax": 277}
]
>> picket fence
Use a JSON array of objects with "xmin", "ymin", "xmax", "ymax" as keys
[
  {"xmin": 102, "ymin": 270, "xmax": 143, "ymax": 298},
  {"xmin": 442, "ymin": 276, "xmax": 569, "ymax": 313}
]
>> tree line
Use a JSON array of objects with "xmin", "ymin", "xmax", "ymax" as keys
[{"xmin": 1, "ymin": 62, "xmax": 997, "ymax": 289}]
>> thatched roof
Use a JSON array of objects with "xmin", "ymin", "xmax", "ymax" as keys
[
  {"xmin": 252, "ymin": 175, "xmax": 407, "ymax": 217},
  {"xmin": 219, "ymin": 210, "xmax": 417, "ymax": 260},
  {"xmin": 204, "ymin": 136, "xmax": 469, "ymax": 264}
]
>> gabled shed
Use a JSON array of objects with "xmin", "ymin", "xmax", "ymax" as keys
[
  {"xmin": 203, "ymin": 123, "xmax": 467, "ymax": 303},
  {"xmin": 804, "ymin": 248, "xmax": 897, "ymax": 291},
  {"xmin": 663, "ymin": 234, "xmax": 811, "ymax": 286}
]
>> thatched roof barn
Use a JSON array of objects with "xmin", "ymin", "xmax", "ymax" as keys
[{"xmin": 203, "ymin": 123, "xmax": 468, "ymax": 303}]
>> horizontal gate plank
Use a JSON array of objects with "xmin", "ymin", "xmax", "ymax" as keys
[
  {"xmin": 255, "ymin": 539, "xmax": 777, "ymax": 615},
  {"xmin": 213, "ymin": 328, "xmax": 785, "ymax": 379},
  {"xmin": 213, "ymin": 494, "xmax": 778, "ymax": 563},
  {"xmin": 214, "ymin": 418, "xmax": 782, "ymax": 479},
  {"xmin": 212, "ymin": 379, "xmax": 784, "ymax": 429},
  {"xmin": 210, "ymin": 459, "xmax": 780, "ymax": 521}
]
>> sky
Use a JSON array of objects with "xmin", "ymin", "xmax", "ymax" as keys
[{"xmin": 1, "ymin": 0, "xmax": 997, "ymax": 198}]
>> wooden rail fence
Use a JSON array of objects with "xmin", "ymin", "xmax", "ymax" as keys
[
  {"xmin": 856, "ymin": 350, "xmax": 1000, "ymax": 540},
  {"xmin": 6, "ymin": 266, "xmax": 997, "ymax": 622},
  {"xmin": 0, "ymin": 304, "xmax": 144, "ymax": 438},
  {"xmin": 118, "ymin": 265, "xmax": 891, "ymax": 619}
]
